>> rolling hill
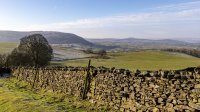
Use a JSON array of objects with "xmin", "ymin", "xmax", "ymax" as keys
[
  {"xmin": 87, "ymin": 37, "xmax": 199, "ymax": 50},
  {"xmin": 0, "ymin": 31, "xmax": 199, "ymax": 50},
  {"xmin": 0, "ymin": 31, "xmax": 94, "ymax": 46},
  {"xmin": 88, "ymin": 37, "xmax": 188, "ymax": 45}
]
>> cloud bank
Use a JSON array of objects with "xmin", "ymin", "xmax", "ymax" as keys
[{"xmin": 15, "ymin": 1, "xmax": 200, "ymax": 39}]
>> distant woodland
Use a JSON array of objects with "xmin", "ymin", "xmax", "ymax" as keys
[{"xmin": 163, "ymin": 48, "xmax": 200, "ymax": 58}]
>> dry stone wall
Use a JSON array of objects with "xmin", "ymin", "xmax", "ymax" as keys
[
  {"xmin": 12, "ymin": 67, "xmax": 86, "ymax": 97},
  {"xmin": 12, "ymin": 66, "xmax": 200, "ymax": 111}
]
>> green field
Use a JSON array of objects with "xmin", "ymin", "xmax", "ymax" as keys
[
  {"xmin": 0, "ymin": 78, "xmax": 108, "ymax": 112},
  {"xmin": 0, "ymin": 42, "xmax": 18, "ymax": 54},
  {"xmin": 52, "ymin": 51, "xmax": 200, "ymax": 71},
  {"xmin": 0, "ymin": 42, "xmax": 199, "ymax": 71}
]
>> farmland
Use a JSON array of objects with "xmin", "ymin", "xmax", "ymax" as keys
[
  {"xmin": 0, "ymin": 42, "xmax": 18, "ymax": 54},
  {"xmin": 0, "ymin": 42, "xmax": 199, "ymax": 71},
  {"xmin": 53, "ymin": 51, "xmax": 200, "ymax": 71}
]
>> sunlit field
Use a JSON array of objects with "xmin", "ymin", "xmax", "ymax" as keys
[
  {"xmin": 52, "ymin": 51, "xmax": 200, "ymax": 71},
  {"xmin": 0, "ymin": 42, "xmax": 18, "ymax": 54},
  {"xmin": 0, "ymin": 78, "xmax": 108, "ymax": 112}
]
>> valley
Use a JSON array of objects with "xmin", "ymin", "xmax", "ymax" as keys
[
  {"xmin": 0, "ymin": 31, "xmax": 200, "ymax": 112},
  {"xmin": 0, "ymin": 41, "xmax": 199, "ymax": 71}
]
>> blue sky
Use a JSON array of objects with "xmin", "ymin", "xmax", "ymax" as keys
[{"xmin": 0, "ymin": 0, "xmax": 199, "ymax": 39}]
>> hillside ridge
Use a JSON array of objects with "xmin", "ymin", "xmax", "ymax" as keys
[{"xmin": 0, "ymin": 30, "xmax": 94, "ymax": 46}]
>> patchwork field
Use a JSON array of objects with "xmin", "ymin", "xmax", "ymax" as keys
[
  {"xmin": 53, "ymin": 51, "xmax": 200, "ymax": 71},
  {"xmin": 0, "ymin": 42, "xmax": 199, "ymax": 71},
  {"xmin": 52, "ymin": 45, "xmax": 95, "ymax": 60},
  {"xmin": 0, "ymin": 43, "xmax": 94, "ymax": 60}
]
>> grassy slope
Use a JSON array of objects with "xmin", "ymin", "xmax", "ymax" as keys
[
  {"xmin": 0, "ymin": 78, "xmax": 108, "ymax": 112},
  {"xmin": 0, "ymin": 42, "xmax": 18, "ymax": 54},
  {"xmin": 53, "ymin": 51, "xmax": 200, "ymax": 71}
]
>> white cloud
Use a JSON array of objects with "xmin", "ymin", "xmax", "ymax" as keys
[
  {"xmin": 9, "ymin": 1, "xmax": 200, "ymax": 39},
  {"xmin": 155, "ymin": 1, "xmax": 200, "ymax": 11}
]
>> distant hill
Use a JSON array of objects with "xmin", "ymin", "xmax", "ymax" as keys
[
  {"xmin": 175, "ymin": 38, "xmax": 200, "ymax": 43},
  {"xmin": 0, "ymin": 31, "xmax": 198, "ymax": 50},
  {"xmin": 88, "ymin": 37, "xmax": 187, "ymax": 45},
  {"xmin": 0, "ymin": 31, "xmax": 94, "ymax": 46},
  {"xmin": 87, "ymin": 37, "xmax": 199, "ymax": 50}
]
